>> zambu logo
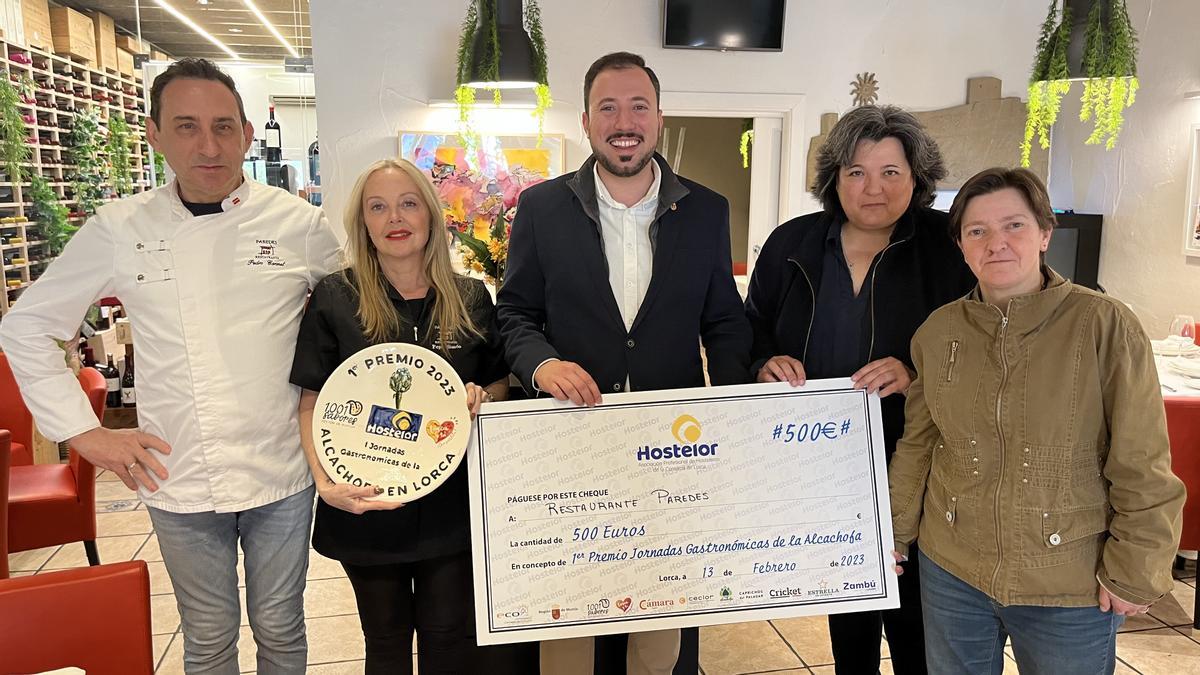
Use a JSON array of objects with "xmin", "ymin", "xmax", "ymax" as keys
[{"xmin": 635, "ymin": 414, "xmax": 718, "ymax": 461}]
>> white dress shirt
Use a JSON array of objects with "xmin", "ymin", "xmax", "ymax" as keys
[
  {"xmin": 594, "ymin": 161, "xmax": 661, "ymax": 331},
  {"xmin": 0, "ymin": 176, "xmax": 342, "ymax": 513}
]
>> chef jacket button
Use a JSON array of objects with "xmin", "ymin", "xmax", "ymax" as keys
[
  {"xmin": 136, "ymin": 273, "xmax": 145, "ymax": 281},
  {"xmin": 945, "ymin": 511, "xmax": 954, "ymax": 523},
  {"xmin": 1049, "ymin": 533, "xmax": 1062, "ymax": 546},
  {"xmin": 970, "ymin": 439, "xmax": 977, "ymax": 446},
  {"xmin": 626, "ymin": 339, "xmax": 635, "ymax": 348},
  {"xmin": 612, "ymin": 383, "xmax": 621, "ymax": 392}
]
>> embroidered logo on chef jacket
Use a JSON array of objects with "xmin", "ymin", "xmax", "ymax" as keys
[{"xmin": 247, "ymin": 238, "xmax": 287, "ymax": 268}]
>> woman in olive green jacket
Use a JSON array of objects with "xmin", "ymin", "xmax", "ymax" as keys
[{"xmin": 888, "ymin": 167, "xmax": 1184, "ymax": 675}]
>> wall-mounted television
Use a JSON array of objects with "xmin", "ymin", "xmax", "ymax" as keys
[
  {"xmin": 662, "ymin": 0, "xmax": 786, "ymax": 52},
  {"xmin": 1047, "ymin": 212, "xmax": 1103, "ymax": 291}
]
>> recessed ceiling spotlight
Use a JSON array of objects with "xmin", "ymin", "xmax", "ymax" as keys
[{"xmin": 229, "ymin": 28, "xmax": 244, "ymax": 33}]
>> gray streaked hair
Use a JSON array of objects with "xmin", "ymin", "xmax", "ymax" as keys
[{"xmin": 810, "ymin": 105, "xmax": 947, "ymax": 219}]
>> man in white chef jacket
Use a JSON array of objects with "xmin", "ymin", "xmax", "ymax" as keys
[{"xmin": 0, "ymin": 58, "xmax": 341, "ymax": 674}]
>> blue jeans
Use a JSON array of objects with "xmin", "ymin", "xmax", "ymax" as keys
[
  {"xmin": 148, "ymin": 484, "xmax": 314, "ymax": 675},
  {"xmin": 919, "ymin": 550, "xmax": 1123, "ymax": 675}
]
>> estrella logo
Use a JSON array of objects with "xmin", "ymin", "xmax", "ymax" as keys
[
  {"xmin": 365, "ymin": 404, "xmax": 423, "ymax": 442},
  {"xmin": 635, "ymin": 414, "xmax": 719, "ymax": 462}
]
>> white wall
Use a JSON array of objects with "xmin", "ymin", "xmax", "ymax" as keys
[{"xmin": 309, "ymin": 0, "xmax": 1200, "ymax": 331}]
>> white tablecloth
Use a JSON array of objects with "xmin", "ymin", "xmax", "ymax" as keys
[{"xmin": 1157, "ymin": 356, "xmax": 1200, "ymax": 398}]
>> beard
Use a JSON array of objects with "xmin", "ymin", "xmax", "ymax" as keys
[{"xmin": 592, "ymin": 133, "xmax": 656, "ymax": 178}]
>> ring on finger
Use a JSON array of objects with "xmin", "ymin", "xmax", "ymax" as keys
[{"xmin": 128, "ymin": 460, "xmax": 139, "ymax": 472}]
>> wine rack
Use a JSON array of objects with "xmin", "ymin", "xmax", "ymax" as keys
[{"xmin": 0, "ymin": 35, "xmax": 150, "ymax": 318}]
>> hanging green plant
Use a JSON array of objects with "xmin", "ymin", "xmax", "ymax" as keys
[
  {"xmin": 1021, "ymin": 0, "xmax": 1140, "ymax": 166},
  {"xmin": 454, "ymin": 0, "xmax": 552, "ymax": 148},
  {"xmin": 1079, "ymin": 0, "xmax": 1138, "ymax": 149},
  {"xmin": 1021, "ymin": 0, "xmax": 1073, "ymax": 168},
  {"xmin": 69, "ymin": 108, "xmax": 105, "ymax": 216},
  {"xmin": 106, "ymin": 113, "xmax": 133, "ymax": 196},
  {"xmin": 28, "ymin": 174, "xmax": 73, "ymax": 256},
  {"xmin": 0, "ymin": 72, "xmax": 31, "ymax": 184},
  {"xmin": 739, "ymin": 119, "xmax": 754, "ymax": 170},
  {"xmin": 523, "ymin": 0, "xmax": 551, "ymax": 141}
]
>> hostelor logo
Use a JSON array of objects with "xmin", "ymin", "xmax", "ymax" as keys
[
  {"xmin": 366, "ymin": 405, "xmax": 423, "ymax": 441},
  {"xmin": 635, "ymin": 414, "xmax": 719, "ymax": 461}
]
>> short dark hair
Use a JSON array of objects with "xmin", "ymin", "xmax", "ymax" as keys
[
  {"xmin": 150, "ymin": 58, "xmax": 247, "ymax": 127},
  {"xmin": 949, "ymin": 167, "xmax": 1056, "ymax": 241},
  {"xmin": 811, "ymin": 105, "xmax": 947, "ymax": 220},
  {"xmin": 583, "ymin": 52, "xmax": 661, "ymax": 112}
]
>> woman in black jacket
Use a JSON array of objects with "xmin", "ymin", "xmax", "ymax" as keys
[{"xmin": 744, "ymin": 105, "xmax": 974, "ymax": 675}]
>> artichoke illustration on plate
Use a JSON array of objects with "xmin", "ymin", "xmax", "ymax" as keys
[{"xmin": 389, "ymin": 367, "xmax": 412, "ymax": 409}]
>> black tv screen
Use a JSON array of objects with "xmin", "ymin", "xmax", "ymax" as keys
[
  {"xmin": 1046, "ymin": 213, "xmax": 1103, "ymax": 291},
  {"xmin": 663, "ymin": 0, "xmax": 786, "ymax": 51}
]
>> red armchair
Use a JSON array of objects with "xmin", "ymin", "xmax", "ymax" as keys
[
  {"xmin": 0, "ymin": 560, "xmax": 154, "ymax": 674},
  {"xmin": 0, "ymin": 430, "xmax": 9, "ymax": 579},
  {"xmin": 1166, "ymin": 395, "xmax": 1200, "ymax": 629},
  {"xmin": 4, "ymin": 356, "xmax": 108, "ymax": 565},
  {"xmin": 0, "ymin": 353, "xmax": 35, "ymax": 465}
]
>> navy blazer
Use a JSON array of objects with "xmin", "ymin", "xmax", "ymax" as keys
[{"xmin": 497, "ymin": 154, "xmax": 752, "ymax": 395}]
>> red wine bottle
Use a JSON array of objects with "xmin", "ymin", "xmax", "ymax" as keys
[{"xmin": 265, "ymin": 105, "xmax": 282, "ymax": 163}]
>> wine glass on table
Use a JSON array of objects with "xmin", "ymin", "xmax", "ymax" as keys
[{"xmin": 1168, "ymin": 315, "xmax": 1196, "ymax": 344}]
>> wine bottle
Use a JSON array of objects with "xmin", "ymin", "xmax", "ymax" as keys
[
  {"xmin": 264, "ymin": 105, "xmax": 281, "ymax": 163},
  {"xmin": 121, "ymin": 350, "xmax": 136, "ymax": 408},
  {"xmin": 102, "ymin": 355, "xmax": 122, "ymax": 409}
]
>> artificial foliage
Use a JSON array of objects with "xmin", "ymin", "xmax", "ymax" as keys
[
  {"xmin": 69, "ymin": 108, "xmax": 106, "ymax": 216},
  {"xmin": 1078, "ymin": 0, "xmax": 1138, "ymax": 149},
  {"xmin": 1021, "ymin": 0, "xmax": 1140, "ymax": 167},
  {"xmin": 27, "ymin": 174, "xmax": 73, "ymax": 256},
  {"xmin": 0, "ymin": 72, "xmax": 31, "ymax": 184},
  {"xmin": 106, "ymin": 113, "xmax": 133, "ymax": 196},
  {"xmin": 740, "ymin": 119, "xmax": 754, "ymax": 170},
  {"xmin": 454, "ymin": 0, "xmax": 552, "ymax": 148}
]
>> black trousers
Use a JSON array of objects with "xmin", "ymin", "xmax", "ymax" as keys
[
  {"xmin": 341, "ymin": 552, "xmax": 536, "ymax": 675},
  {"xmin": 828, "ymin": 544, "xmax": 926, "ymax": 675}
]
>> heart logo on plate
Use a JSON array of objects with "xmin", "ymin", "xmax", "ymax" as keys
[
  {"xmin": 425, "ymin": 420, "xmax": 455, "ymax": 443},
  {"xmin": 616, "ymin": 597, "xmax": 632, "ymax": 613}
]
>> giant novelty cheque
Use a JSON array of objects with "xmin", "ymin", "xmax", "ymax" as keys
[{"xmin": 467, "ymin": 379, "xmax": 900, "ymax": 644}]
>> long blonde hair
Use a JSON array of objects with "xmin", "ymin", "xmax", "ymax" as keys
[{"xmin": 342, "ymin": 158, "xmax": 480, "ymax": 350}]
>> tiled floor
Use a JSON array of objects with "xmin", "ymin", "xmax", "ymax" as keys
[{"xmin": 8, "ymin": 469, "xmax": 1199, "ymax": 674}]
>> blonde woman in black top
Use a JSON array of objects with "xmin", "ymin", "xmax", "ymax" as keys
[{"xmin": 291, "ymin": 158, "xmax": 531, "ymax": 674}]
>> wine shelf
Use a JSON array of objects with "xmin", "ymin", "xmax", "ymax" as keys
[{"xmin": 0, "ymin": 35, "xmax": 150, "ymax": 318}]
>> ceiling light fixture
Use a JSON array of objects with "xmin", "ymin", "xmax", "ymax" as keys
[
  {"xmin": 228, "ymin": 28, "xmax": 244, "ymax": 33},
  {"xmin": 242, "ymin": 0, "xmax": 300, "ymax": 59},
  {"xmin": 154, "ymin": 0, "xmax": 239, "ymax": 59}
]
